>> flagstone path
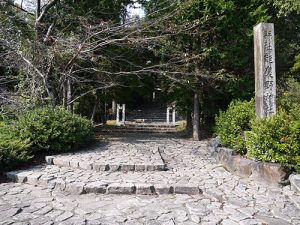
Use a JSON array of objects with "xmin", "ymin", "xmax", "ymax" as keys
[{"xmin": 1, "ymin": 134, "xmax": 300, "ymax": 224}]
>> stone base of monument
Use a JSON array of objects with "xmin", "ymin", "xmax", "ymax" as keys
[{"xmin": 208, "ymin": 138, "xmax": 292, "ymax": 187}]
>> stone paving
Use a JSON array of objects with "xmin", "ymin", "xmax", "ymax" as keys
[
  {"xmin": 2, "ymin": 134, "xmax": 300, "ymax": 224},
  {"xmin": 45, "ymin": 141, "xmax": 166, "ymax": 172}
]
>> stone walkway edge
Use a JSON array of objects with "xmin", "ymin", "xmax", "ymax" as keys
[
  {"xmin": 45, "ymin": 156, "xmax": 167, "ymax": 172},
  {"xmin": 6, "ymin": 171, "xmax": 202, "ymax": 195}
]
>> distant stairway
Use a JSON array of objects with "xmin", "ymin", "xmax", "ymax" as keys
[
  {"xmin": 126, "ymin": 105, "xmax": 168, "ymax": 123},
  {"xmin": 99, "ymin": 104, "xmax": 181, "ymax": 134}
]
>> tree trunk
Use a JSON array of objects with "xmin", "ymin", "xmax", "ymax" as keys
[
  {"xmin": 36, "ymin": 0, "xmax": 41, "ymax": 17},
  {"xmin": 103, "ymin": 102, "xmax": 107, "ymax": 124},
  {"xmin": 91, "ymin": 96, "xmax": 98, "ymax": 123},
  {"xmin": 66, "ymin": 78, "xmax": 73, "ymax": 112},
  {"xmin": 193, "ymin": 92, "xmax": 200, "ymax": 141},
  {"xmin": 63, "ymin": 82, "xmax": 67, "ymax": 109},
  {"xmin": 35, "ymin": 0, "xmax": 41, "ymax": 40},
  {"xmin": 112, "ymin": 100, "xmax": 116, "ymax": 115},
  {"xmin": 186, "ymin": 110, "xmax": 193, "ymax": 134}
]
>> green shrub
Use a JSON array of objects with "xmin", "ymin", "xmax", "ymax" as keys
[
  {"xmin": 278, "ymin": 78, "xmax": 300, "ymax": 112},
  {"xmin": 0, "ymin": 114, "xmax": 7, "ymax": 127},
  {"xmin": 0, "ymin": 124, "xmax": 32, "ymax": 172},
  {"xmin": 215, "ymin": 99, "xmax": 255, "ymax": 154},
  {"xmin": 246, "ymin": 110, "xmax": 300, "ymax": 172},
  {"xmin": 15, "ymin": 107, "xmax": 93, "ymax": 153}
]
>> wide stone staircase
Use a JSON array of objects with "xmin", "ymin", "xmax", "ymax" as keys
[{"xmin": 5, "ymin": 139, "xmax": 205, "ymax": 196}]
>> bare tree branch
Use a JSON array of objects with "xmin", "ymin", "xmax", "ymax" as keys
[{"xmin": 35, "ymin": 0, "xmax": 59, "ymax": 25}]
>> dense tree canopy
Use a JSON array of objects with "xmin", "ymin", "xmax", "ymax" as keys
[{"xmin": 1, "ymin": 0, "xmax": 299, "ymax": 135}]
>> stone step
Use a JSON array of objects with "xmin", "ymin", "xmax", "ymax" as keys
[
  {"xmin": 126, "ymin": 118, "xmax": 169, "ymax": 122},
  {"xmin": 98, "ymin": 126, "xmax": 177, "ymax": 134},
  {"xmin": 5, "ymin": 165, "xmax": 203, "ymax": 196},
  {"xmin": 100, "ymin": 128, "xmax": 178, "ymax": 134},
  {"xmin": 125, "ymin": 122, "xmax": 176, "ymax": 128},
  {"xmin": 45, "ymin": 156, "xmax": 167, "ymax": 172},
  {"xmin": 44, "ymin": 141, "xmax": 167, "ymax": 172},
  {"xmin": 123, "ymin": 125, "xmax": 176, "ymax": 129}
]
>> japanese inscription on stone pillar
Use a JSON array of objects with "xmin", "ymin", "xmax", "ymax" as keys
[{"xmin": 254, "ymin": 23, "xmax": 276, "ymax": 118}]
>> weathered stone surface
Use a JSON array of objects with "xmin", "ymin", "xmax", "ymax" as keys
[
  {"xmin": 2, "ymin": 135, "xmax": 300, "ymax": 224},
  {"xmin": 84, "ymin": 182, "xmax": 107, "ymax": 194},
  {"xmin": 186, "ymin": 202, "xmax": 207, "ymax": 216},
  {"xmin": 233, "ymin": 157, "xmax": 253, "ymax": 178},
  {"xmin": 135, "ymin": 164, "xmax": 146, "ymax": 171},
  {"xmin": 30, "ymin": 216, "xmax": 53, "ymax": 225},
  {"xmin": 45, "ymin": 140, "xmax": 165, "ymax": 173},
  {"xmin": 290, "ymin": 174, "xmax": 300, "ymax": 193},
  {"xmin": 208, "ymin": 136, "xmax": 221, "ymax": 154},
  {"xmin": 79, "ymin": 162, "xmax": 92, "ymax": 170},
  {"xmin": 146, "ymin": 165, "xmax": 156, "ymax": 171},
  {"xmin": 251, "ymin": 162, "xmax": 291, "ymax": 185},
  {"xmin": 56, "ymin": 212, "xmax": 74, "ymax": 222},
  {"xmin": 255, "ymin": 214, "xmax": 293, "ymax": 225},
  {"xmin": 65, "ymin": 182, "xmax": 85, "ymax": 194},
  {"xmin": 6, "ymin": 171, "xmax": 31, "ymax": 183},
  {"xmin": 0, "ymin": 207, "xmax": 22, "ymax": 220},
  {"xmin": 155, "ymin": 164, "xmax": 166, "ymax": 171},
  {"xmin": 26, "ymin": 173, "xmax": 43, "ymax": 184},
  {"xmin": 174, "ymin": 185, "xmax": 200, "ymax": 195},
  {"xmin": 53, "ymin": 158, "xmax": 70, "ymax": 167},
  {"xmin": 215, "ymin": 145, "xmax": 291, "ymax": 185},
  {"xmin": 240, "ymin": 219, "xmax": 262, "ymax": 225},
  {"xmin": 45, "ymin": 156, "xmax": 54, "ymax": 164},
  {"xmin": 39, "ymin": 176, "xmax": 56, "ymax": 187},
  {"xmin": 155, "ymin": 184, "xmax": 173, "ymax": 195},
  {"xmin": 109, "ymin": 165, "xmax": 121, "ymax": 172},
  {"xmin": 93, "ymin": 164, "xmax": 107, "ymax": 171},
  {"xmin": 107, "ymin": 183, "xmax": 135, "ymax": 194},
  {"xmin": 254, "ymin": 23, "xmax": 276, "ymax": 118},
  {"xmin": 204, "ymin": 188, "xmax": 224, "ymax": 202},
  {"xmin": 222, "ymin": 219, "xmax": 239, "ymax": 225},
  {"xmin": 69, "ymin": 160, "xmax": 79, "ymax": 168},
  {"xmin": 216, "ymin": 148, "xmax": 235, "ymax": 163},
  {"xmin": 135, "ymin": 183, "xmax": 154, "ymax": 195},
  {"xmin": 54, "ymin": 178, "xmax": 66, "ymax": 191},
  {"xmin": 34, "ymin": 206, "xmax": 53, "ymax": 215},
  {"xmin": 121, "ymin": 164, "xmax": 135, "ymax": 171}
]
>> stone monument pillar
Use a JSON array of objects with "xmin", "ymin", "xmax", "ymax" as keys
[{"xmin": 254, "ymin": 23, "xmax": 276, "ymax": 118}]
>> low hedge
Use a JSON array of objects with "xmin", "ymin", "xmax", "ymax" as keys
[
  {"xmin": 246, "ymin": 109, "xmax": 300, "ymax": 172},
  {"xmin": 0, "ymin": 123, "xmax": 32, "ymax": 172},
  {"xmin": 0, "ymin": 107, "xmax": 93, "ymax": 172},
  {"xmin": 15, "ymin": 107, "xmax": 93, "ymax": 153}
]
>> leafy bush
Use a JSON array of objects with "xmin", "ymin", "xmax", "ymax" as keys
[
  {"xmin": 246, "ymin": 109, "xmax": 300, "ymax": 171},
  {"xmin": 0, "ymin": 114, "xmax": 7, "ymax": 127},
  {"xmin": 15, "ymin": 107, "xmax": 93, "ymax": 153},
  {"xmin": 0, "ymin": 107, "xmax": 93, "ymax": 172},
  {"xmin": 215, "ymin": 99, "xmax": 255, "ymax": 154},
  {"xmin": 278, "ymin": 78, "xmax": 300, "ymax": 112},
  {"xmin": 0, "ymin": 124, "xmax": 32, "ymax": 172}
]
